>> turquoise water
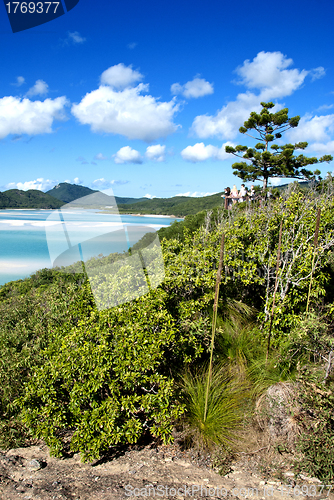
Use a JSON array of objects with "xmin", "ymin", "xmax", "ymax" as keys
[{"xmin": 0, "ymin": 209, "xmax": 181, "ymax": 286}]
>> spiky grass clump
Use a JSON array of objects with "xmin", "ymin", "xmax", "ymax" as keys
[{"xmin": 180, "ymin": 363, "xmax": 247, "ymax": 450}]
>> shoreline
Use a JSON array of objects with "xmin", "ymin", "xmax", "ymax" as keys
[
  {"xmin": 0, "ymin": 208, "xmax": 184, "ymax": 219},
  {"xmin": 126, "ymin": 213, "xmax": 182, "ymax": 219}
]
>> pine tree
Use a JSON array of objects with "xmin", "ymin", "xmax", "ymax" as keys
[{"xmin": 225, "ymin": 102, "xmax": 333, "ymax": 189}]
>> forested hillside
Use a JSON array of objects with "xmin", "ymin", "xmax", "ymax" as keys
[
  {"xmin": 0, "ymin": 189, "xmax": 63, "ymax": 209},
  {"xmin": 46, "ymin": 182, "xmax": 147, "ymax": 205},
  {"xmin": 117, "ymin": 191, "xmax": 225, "ymax": 216},
  {"xmin": 1, "ymin": 181, "xmax": 334, "ymax": 481}
]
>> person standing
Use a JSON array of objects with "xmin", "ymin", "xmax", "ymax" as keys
[
  {"xmin": 239, "ymin": 184, "xmax": 247, "ymax": 202},
  {"xmin": 221, "ymin": 187, "xmax": 231, "ymax": 209},
  {"xmin": 231, "ymin": 185, "xmax": 239, "ymax": 204}
]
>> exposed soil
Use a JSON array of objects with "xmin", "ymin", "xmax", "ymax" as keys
[{"xmin": 0, "ymin": 435, "xmax": 332, "ymax": 500}]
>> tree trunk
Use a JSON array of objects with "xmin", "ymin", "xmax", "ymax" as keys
[{"xmin": 263, "ymin": 177, "xmax": 268, "ymax": 190}]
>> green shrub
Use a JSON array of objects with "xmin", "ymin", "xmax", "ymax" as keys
[
  {"xmin": 0, "ymin": 277, "xmax": 84, "ymax": 449},
  {"xmin": 18, "ymin": 285, "xmax": 208, "ymax": 461},
  {"xmin": 295, "ymin": 368, "xmax": 334, "ymax": 482}
]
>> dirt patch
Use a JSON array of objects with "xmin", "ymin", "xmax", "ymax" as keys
[{"xmin": 0, "ymin": 436, "xmax": 331, "ymax": 500}]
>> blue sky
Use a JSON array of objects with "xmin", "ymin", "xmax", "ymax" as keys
[{"xmin": 1, "ymin": 0, "xmax": 334, "ymax": 199}]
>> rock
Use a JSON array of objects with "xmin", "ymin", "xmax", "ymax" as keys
[
  {"xmin": 283, "ymin": 472, "xmax": 295, "ymax": 477},
  {"xmin": 27, "ymin": 459, "xmax": 43, "ymax": 471},
  {"xmin": 255, "ymin": 382, "xmax": 301, "ymax": 443},
  {"xmin": 299, "ymin": 474, "xmax": 321, "ymax": 483}
]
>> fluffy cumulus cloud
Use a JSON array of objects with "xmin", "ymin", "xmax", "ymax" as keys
[
  {"xmin": 191, "ymin": 89, "xmax": 263, "ymax": 140},
  {"xmin": 287, "ymin": 114, "xmax": 334, "ymax": 144},
  {"xmin": 191, "ymin": 51, "xmax": 321, "ymax": 140},
  {"xmin": 181, "ymin": 142, "xmax": 234, "ymax": 162},
  {"xmin": 5, "ymin": 178, "xmax": 57, "ymax": 191},
  {"xmin": 234, "ymin": 51, "xmax": 308, "ymax": 99},
  {"xmin": 26, "ymin": 80, "xmax": 49, "ymax": 97},
  {"xmin": 0, "ymin": 96, "xmax": 67, "ymax": 139},
  {"xmin": 100, "ymin": 64, "xmax": 143, "ymax": 90},
  {"xmin": 72, "ymin": 67, "xmax": 179, "ymax": 142},
  {"xmin": 310, "ymin": 142, "xmax": 334, "ymax": 155},
  {"xmin": 145, "ymin": 144, "xmax": 166, "ymax": 162},
  {"xmin": 114, "ymin": 146, "xmax": 143, "ymax": 164},
  {"xmin": 171, "ymin": 77, "xmax": 214, "ymax": 99},
  {"xmin": 144, "ymin": 193, "xmax": 157, "ymax": 199}
]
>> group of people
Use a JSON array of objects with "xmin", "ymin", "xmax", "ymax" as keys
[{"xmin": 222, "ymin": 184, "xmax": 255, "ymax": 209}]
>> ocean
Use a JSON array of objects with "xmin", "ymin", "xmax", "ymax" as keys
[{"xmin": 0, "ymin": 209, "xmax": 182, "ymax": 287}]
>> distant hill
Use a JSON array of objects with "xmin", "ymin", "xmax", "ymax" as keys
[
  {"xmin": 46, "ymin": 183, "xmax": 98, "ymax": 203},
  {"xmin": 117, "ymin": 192, "xmax": 225, "ymax": 216},
  {"xmin": 274, "ymin": 180, "xmax": 316, "ymax": 191},
  {"xmin": 0, "ymin": 180, "xmax": 316, "ymax": 213},
  {"xmin": 46, "ymin": 183, "xmax": 146, "ymax": 205},
  {"xmin": 115, "ymin": 196, "xmax": 147, "ymax": 204},
  {"xmin": 0, "ymin": 189, "xmax": 63, "ymax": 209}
]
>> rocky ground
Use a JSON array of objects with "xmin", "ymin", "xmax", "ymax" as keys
[{"xmin": 0, "ymin": 437, "xmax": 332, "ymax": 500}]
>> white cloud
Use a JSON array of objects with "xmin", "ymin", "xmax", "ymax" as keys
[
  {"xmin": 114, "ymin": 146, "xmax": 143, "ymax": 164},
  {"xmin": 12, "ymin": 76, "xmax": 25, "ymax": 87},
  {"xmin": 175, "ymin": 191, "xmax": 217, "ymax": 197},
  {"xmin": 72, "ymin": 81, "xmax": 179, "ymax": 142},
  {"xmin": 95, "ymin": 153, "xmax": 108, "ymax": 160},
  {"xmin": 100, "ymin": 63, "xmax": 143, "ymax": 90},
  {"xmin": 145, "ymin": 144, "xmax": 166, "ymax": 162},
  {"xmin": 0, "ymin": 96, "xmax": 67, "ymax": 139},
  {"xmin": 191, "ymin": 51, "xmax": 317, "ymax": 140},
  {"xmin": 269, "ymin": 177, "xmax": 288, "ymax": 187},
  {"xmin": 92, "ymin": 178, "xmax": 130, "ymax": 188},
  {"xmin": 66, "ymin": 31, "xmax": 86, "ymax": 45},
  {"xmin": 127, "ymin": 42, "xmax": 137, "ymax": 49},
  {"xmin": 310, "ymin": 67, "xmax": 326, "ymax": 82},
  {"xmin": 92, "ymin": 178, "xmax": 115, "ymax": 189},
  {"xmin": 317, "ymin": 104, "xmax": 334, "ymax": 111},
  {"xmin": 235, "ymin": 51, "xmax": 308, "ymax": 99},
  {"xmin": 171, "ymin": 77, "xmax": 214, "ymax": 99},
  {"xmin": 73, "ymin": 177, "xmax": 83, "ymax": 184},
  {"xmin": 5, "ymin": 178, "xmax": 57, "ymax": 192},
  {"xmin": 191, "ymin": 91, "xmax": 263, "ymax": 140},
  {"xmin": 307, "ymin": 141, "xmax": 334, "ymax": 156},
  {"xmin": 287, "ymin": 114, "xmax": 334, "ymax": 143},
  {"xmin": 181, "ymin": 142, "xmax": 234, "ymax": 162},
  {"xmin": 144, "ymin": 193, "xmax": 157, "ymax": 199},
  {"xmin": 26, "ymin": 80, "xmax": 49, "ymax": 97}
]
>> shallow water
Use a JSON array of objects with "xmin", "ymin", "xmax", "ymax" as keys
[{"xmin": 0, "ymin": 209, "xmax": 181, "ymax": 286}]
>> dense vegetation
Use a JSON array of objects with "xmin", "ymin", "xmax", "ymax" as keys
[
  {"xmin": 117, "ymin": 192, "xmax": 226, "ymax": 216},
  {"xmin": 1, "ymin": 182, "xmax": 334, "ymax": 480},
  {"xmin": 0, "ymin": 181, "xmax": 224, "ymax": 215},
  {"xmin": 46, "ymin": 183, "xmax": 98, "ymax": 203},
  {"xmin": 0, "ymin": 189, "xmax": 63, "ymax": 209}
]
